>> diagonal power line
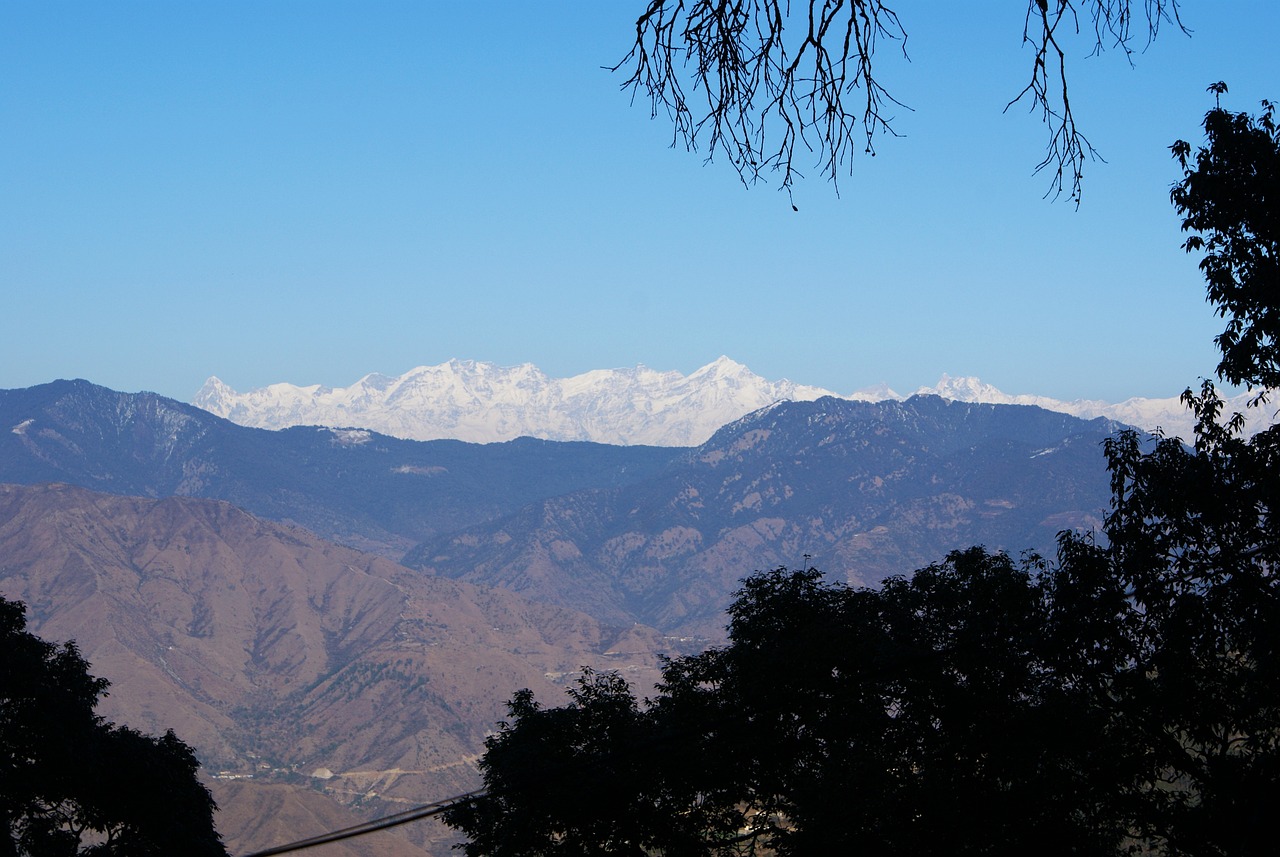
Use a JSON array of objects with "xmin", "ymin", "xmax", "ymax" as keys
[{"xmin": 239, "ymin": 790, "xmax": 484, "ymax": 857}]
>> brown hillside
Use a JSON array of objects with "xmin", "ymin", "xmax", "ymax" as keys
[{"xmin": 0, "ymin": 483, "xmax": 670, "ymax": 856}]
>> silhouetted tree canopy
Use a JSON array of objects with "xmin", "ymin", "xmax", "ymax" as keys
[
  {"xmin": 444, "ymin": 553, "xmax": 1126, "ymax": 854},
  {"xmin": 1171, "ymin": 85, "xmax": 1280, "ymax": 393},
  {"xmin": 449, "ymin": 516, "xmax": 1276, "ymax": 854},
  {"xmin": 613, "ymin": 0, "xmax": 1186, "ymax": 202},
  {"xmin": 0, "ymin": 597, "xmax": 226, "ymax": 857},
  {"xmin": 1095, "ymin": 390, "xmax": 1279, "ymax": 855}
]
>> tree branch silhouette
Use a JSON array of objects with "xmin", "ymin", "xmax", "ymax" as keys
[{"xmin": 613, "ymin": 1, "xmax": 1187, "ymax": 204}]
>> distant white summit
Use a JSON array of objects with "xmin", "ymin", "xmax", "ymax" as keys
[
  {"xmin": 194, "ymin": 359, "xmax": 1275, "ymax": 446},
  {"xmin": 915, "ymin": 373, "xmax": 1274, "ymax": 441},
  {"xmin": 194, "ymin": 357, "xmax": 836, "ymax": 446}
]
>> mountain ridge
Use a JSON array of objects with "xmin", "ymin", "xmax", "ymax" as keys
[
  {"xmin": 194, "ymin": 359, "xmax": 1276, "ymax": 446},
  {"xmin": 1, "ymin": 379, "xmax": 678, "ymax": 557},
  {"xmin": 403, "ymin": 395, "xmax": 1121, "ymax": 637},
  {"xmin": 4, "ymin": 379, "xmax": 1122, "ymax": 637}
]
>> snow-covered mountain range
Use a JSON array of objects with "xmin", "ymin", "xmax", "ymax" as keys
[{"xmin": 193, "ymin": 357, "xmax": 1276, "ymax": 446}]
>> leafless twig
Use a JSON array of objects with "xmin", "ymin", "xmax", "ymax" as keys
[
  {"xmin": 613, "ymin": 1, "xmax": 909, "ymax": 203},
  {"xmin": 613, "ymin": 1, "xmax": 1187, "ymax": 204},
  {"xmin": 1008, "ymin": 0, "xmax": 1187, "ymax": 204}
]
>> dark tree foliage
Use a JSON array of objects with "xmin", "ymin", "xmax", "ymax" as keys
[
  {"xmin": 614, "ymin": 0, "xmax": 1186, "ymax": 202},
  {"xmin": 649, "ymin": 553, "xmax": 1145, "ymax": 855},
  {"xmin": 449, "ymin": 519, "xmax": 1276, "ymax": 855},
  {"xmin": 1097, "ymin": 387, "xmax": 1280, "ymax": 856},
  {"xmin": 443, "ymin": 671, "xmax": 743, "ymax": 857},
  {"xmin": 1171, "ymin": 85, "xmax": 1280, "ymax": 393},
  {"xmin": 0, "ymin": 597, "xmax": 226, "ymax": 857},
  {"xmin": 444, "ymin": 553, "xmax": 1137, "ymax": 854}
]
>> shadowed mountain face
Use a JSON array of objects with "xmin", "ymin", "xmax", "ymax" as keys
[
  {"xmin": 0, "ymin": 380, "xmax": 679, "ymax": 555},
  {"xmin": 404, "ymin": 397, "xmax": 1122, "ymax": 637},
  {"xmin": 2, "ymin": 380, "xmax": 1124, "ymax": 639},
  {"xmin": 0, "ymin": 483, "xmax": 670, "ymax": 857}
]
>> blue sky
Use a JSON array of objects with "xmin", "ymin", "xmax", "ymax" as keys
[{"xmin": 2, "ymin": 2, "xmax": 1276, "ymax": 403}]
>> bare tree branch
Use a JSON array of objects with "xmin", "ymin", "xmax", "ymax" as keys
[
  {"xmin": 612, "ymin": 1, "xmax": 909, "ymax": 202},
  {"xmin": 1008, "ymin": 0, "xmax": 1187, "ymax": 204},
  {"xmin": 612, "ymin": 1, "xmax": 1187, "ymax": 204}
]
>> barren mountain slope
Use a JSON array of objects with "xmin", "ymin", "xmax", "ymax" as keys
[{"xmin": 0, "ymin": 483, "xmax": 669, "ymax": 856}]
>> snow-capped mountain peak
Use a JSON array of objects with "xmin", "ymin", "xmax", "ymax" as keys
[
  {"xmin": 194, "ymin": 359, "xmax": 841, "ymax": 446},
  {"xmin": 846, "ymin": 382, "xmax": 901, "ymax": 402},
  {"xmin": 194, "ymin": 376, "xmax": 236, "ymax": 411},
  {"xmin": 193, "ymin": 361, "xmax": 1276, "ymax": 446},
  {"xmin": 918, "ymin": 374, "xmax": 1006, "ymax": 402},
  {"xmin": 910, "ymin": 375, "xmax": 1274, "ymax": 440},
  {"xmin": 690, "ymin": 355, "xmax": 749, "ymax": 378}
]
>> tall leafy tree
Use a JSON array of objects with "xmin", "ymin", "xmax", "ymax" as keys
[
  {"xmin": 1089, "ymin": 396, "xmax": 1279, "ymax": 853},
  {"xmin": 1131, "ymin": 92, "xmax": 1280, "ymax": 852},
  {"xmin": 0, "ymin": 597, "xmax": 226, "ymax": 857},
  {"xmin": 1171, "ymin": 85, "xmax": 1280, "ymax": 393}
]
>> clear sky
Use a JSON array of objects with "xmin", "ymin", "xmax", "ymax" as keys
[{"xmin": 2, "ymin": 2, "xmax": 1275, "ymax": 403}]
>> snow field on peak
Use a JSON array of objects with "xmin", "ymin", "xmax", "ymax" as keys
[{"xmin": 194, "ymin": 360, "xmax": 1277, "ymax": 447}]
